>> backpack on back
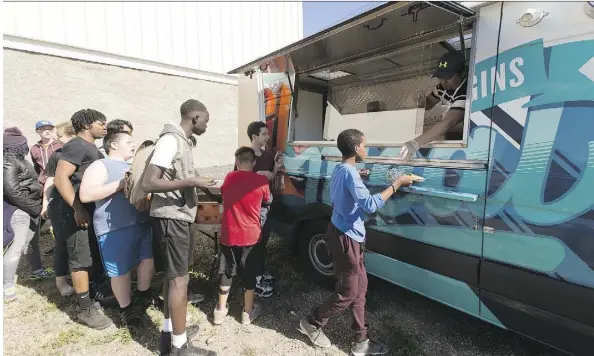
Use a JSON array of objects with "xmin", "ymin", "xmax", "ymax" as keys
[{"xmin": 124, "ymin": 142, "xmax": 156, "ymax": 211}]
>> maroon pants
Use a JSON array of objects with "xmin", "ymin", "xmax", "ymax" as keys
[{"xmin": 309, "ymin": 223, "xmax": 368, "ymax": 342}]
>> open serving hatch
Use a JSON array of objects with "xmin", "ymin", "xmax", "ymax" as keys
[{"xmin": 230, "ymin": 1, "xmax": 481, "ymax": 170}]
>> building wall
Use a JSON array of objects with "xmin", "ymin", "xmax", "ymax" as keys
[
  {"xmin": 2, "ymin": 1, "xmax": 304, "ymax": 75},
  {"xmin": 3, "ymin": 49, "xmax": 237, "ymax": 170}
]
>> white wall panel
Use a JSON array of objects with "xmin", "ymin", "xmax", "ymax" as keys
[{"xmin": 3, "ymin": 2, "xmax": 303, "ymax": 75}]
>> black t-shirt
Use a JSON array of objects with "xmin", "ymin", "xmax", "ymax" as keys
[
  {"xmin": 59, "ymin": 137, "xmax": 104, "ymax": 188},
  {"xmin": 44, "ymin": 148, "xmax": 63, "ymax": 178},
  {"xmin": 234, "ymin": 150, "xmax": 275, "ymax": 173}
]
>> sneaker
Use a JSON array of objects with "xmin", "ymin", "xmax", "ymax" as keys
[
  {"xmin": 298, "ymin": 318, "xmax": 332, "ymax": 348},
  {"xmin": 58, "ymin": 284, "xmax": 75, "ymax": 297},
  {"xmin": 262, "ymin": 271, "xmax": 274, "ymax": 284},
  {"xmin": 169, "ymin": 342, "xmax": 216, "ymax": 356},
  {"xmin": 91, "ymin": 280, "xmax": 118, "ymax": 309},
  {"xmin": 350, "ymin": 339, "xmax": 389, "ymax": 356},
  {"xmin": 159, "ymin": 331, "xmax": 172, "ymax": 356},
  {"xmin": 133, "ymin": 290, "xmax": 155, "ymax": 311},
  {"xmin": 241, "ymin": 302, "xmax": 262, "ymax": 325},
  {"xmin": 213, "ymin": 303, "xmax": 228, "ymax": 325},
  {"xmin": 29, "ymin": 267, "xmax": 55, "ymax": 280},
  {"xmin": 77, "ymin": 303, "xmax": 112, "ymax": 330},
  {"xmin": 4, "ymin": 286, "xmax": 17, "ymax": 303},
  {"xmin": 159, "ymin": 326, "xmax": 201, "ymax": 356},
  {"xmin": 188, "ymin": 292, "xmax": 205, "ymax": 305},
  {"xmin": 120, "ymin": 307, "xmax": 144, "ymax": 328},
  {"xmin": 255, "ymin": 277, "xmax": 274, "ymax": 298}
]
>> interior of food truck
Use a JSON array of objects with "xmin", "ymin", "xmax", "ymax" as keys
[{"xmin": 242, "ymin": 2, "xmax": 479, "ymax": 150}]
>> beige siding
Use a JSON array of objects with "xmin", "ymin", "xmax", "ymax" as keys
[
  {"xmin": 3, "ymin": 1, "xmax": 304, "ymax": 75},
  {"xmin": 3, "ymin": 49, "xmax": 238, "ymax": 169}
]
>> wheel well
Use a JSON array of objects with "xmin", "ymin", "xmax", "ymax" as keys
[{"xmin": 290, "ymin": 203, "xmax": 331, "ymax": 256}]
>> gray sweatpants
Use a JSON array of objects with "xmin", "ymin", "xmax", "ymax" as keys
[{"xmin": 3, "ymin": 209, "xmax": 41, "ymax": 287}]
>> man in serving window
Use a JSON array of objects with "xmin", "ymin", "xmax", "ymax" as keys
[{"xmin": 400, "ymin": 50, "xmax": 468, "ymax": 161}]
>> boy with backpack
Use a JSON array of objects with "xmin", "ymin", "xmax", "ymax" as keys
[
  {"xmin": 213, "ymin": 147, "xmax": 273, "ymax": 325},
  {"xmin": 298, "ymin": 129, "xmax": 414, "ymax": 356}
]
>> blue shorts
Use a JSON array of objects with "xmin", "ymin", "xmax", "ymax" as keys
[{"xmin": 97, "ymin": 223, "xmax": 153, "ymax": 277}]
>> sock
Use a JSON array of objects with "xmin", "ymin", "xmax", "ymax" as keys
[
  {"xmin": 163, "ymin": 318, "xmax": 172, "ymax": 333},
  {"xmin": 136, "ymin": 288, "xmax": 152, "ymax": 303},
  {"xmin": 119, "ymin": 301, "xmax": 132, "ymax": 312},
  {"xmin": 76, "ymin": 291, "xmax": 93, "ymax": 308},
  {"xmin": 171, "ymin": 332, "xmax": 187, "ymax": 348}
]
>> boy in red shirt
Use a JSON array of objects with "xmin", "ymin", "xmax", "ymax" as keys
[{"xmin": 213, "ymin": 147, "xmax": 273, "ymax": 326}]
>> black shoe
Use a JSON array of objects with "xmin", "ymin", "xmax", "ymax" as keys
[
  {"xmin": 121, "ymin": 307, "xmax": 144, "ymax": 328},
  {"xmin": 133, "ymin": 289, "xmax": 155, "ymax": 311},
  {"xmin": 159, "ymin": 331, "xmax": 172, "ymax": 356},
  {"xmin": 77, "ymin": 303, "xmax": 112, "ymax": 330},
  {"xmin": 169, "ymin": 342, "xmax": 217, "ymax": 356},
  {"xmin": 159, "ymin": 325, "xmax": 201, "ymax": 356}
]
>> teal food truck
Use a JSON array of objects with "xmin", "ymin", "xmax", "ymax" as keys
[{"xmin": 229, "ymin": 2, "xmax": 594, "ymax": 355}]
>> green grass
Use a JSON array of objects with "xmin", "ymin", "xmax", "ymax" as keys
[
  {"xmin": 241, "ymin": 346, "xmax": 258, "ymax": 356},
  {"xmin": 44, "ymin": 327, "xmax": 86, "ymax": 349}
]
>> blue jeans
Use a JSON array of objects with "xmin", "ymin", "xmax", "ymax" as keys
[{"xmin": 4, "ymin": 210, "xmax": 40, "ymax": 287}]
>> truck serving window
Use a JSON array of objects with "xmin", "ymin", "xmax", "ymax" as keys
[
  {"xmin": 229, "ymin": 2, "xmax": 479, "ymax": 160},
  {"xmin": 289, "ymin": 29, "xmax": 476, "ymax": 149}
]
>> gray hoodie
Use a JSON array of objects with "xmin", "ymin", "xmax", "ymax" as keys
[{"xmin": 149, "ymin": 124, "xmax": 197, "ymax": 223}]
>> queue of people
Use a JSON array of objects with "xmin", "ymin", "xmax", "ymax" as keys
[{"xmin": 3, "ymin": 97, "xmax": 415, "ymax": 356}]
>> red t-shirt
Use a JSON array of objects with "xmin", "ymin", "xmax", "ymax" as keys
[{"xmin": 220, "ymin": 170, "xmax": 272, "ymax": 247}]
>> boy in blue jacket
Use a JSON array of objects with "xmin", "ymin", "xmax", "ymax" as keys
[{"xmin": 299, "ymin": 129, "xmax": 413, "ymax": 356}]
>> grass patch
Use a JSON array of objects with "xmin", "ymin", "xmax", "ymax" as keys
[
  {"xmin": 241, "ymin": 346, "xmax": 258, "ymax": 356},
  {"xmin": 88, "ymin": 328, "xmax": 133, "ymax": 346},
  {"xmin": 44, "ymin": 327, "xmax": 86, "ymax": 349},
  {"xmin": 382, "ymin": 319, "xmax": 423, "ymax": 356}
]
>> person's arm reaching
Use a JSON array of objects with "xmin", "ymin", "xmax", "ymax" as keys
[
  {"xmin": 79, "ymin": 161, "xmax": 124, "ymax": 203},
  {"xmin": 41, "ymin": 177, "xmax": 54, "ymax": 219},
  {"xmin": 413, "ymin": 109, "xmax": 464, "ymax": 147},
  {"xmin": 346, "ymin": 169, "xmax": 414, "ymax": 214},
  {"xmin": 142, "ymin": 135, "xmax": 213, "ymax": 193}
]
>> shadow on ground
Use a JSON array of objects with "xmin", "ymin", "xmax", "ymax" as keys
[{"xmin": 5, "ymin": 230, "xmax": 567, "ymax": 356}]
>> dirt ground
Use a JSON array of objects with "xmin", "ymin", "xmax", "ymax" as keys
[{"xmin": 4, "ymin": 230, "xmax": 565, "ymax": 356}]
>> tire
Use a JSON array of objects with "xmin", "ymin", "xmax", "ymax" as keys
[{"xmin": 297, "ymin": 219, "xmax": 336, "ymax": 289}]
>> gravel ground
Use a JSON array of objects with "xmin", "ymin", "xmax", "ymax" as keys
[{"xmin": 3, "ymin": 230, "xmax": 565, "ymax": 356}]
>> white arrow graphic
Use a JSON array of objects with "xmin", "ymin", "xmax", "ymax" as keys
[{"xmin": 578, "ymin": 56, "xmax": 594, "ymax": 82}]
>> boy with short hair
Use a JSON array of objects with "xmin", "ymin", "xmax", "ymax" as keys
[
  {"xmin": 214, "ymin": 147, "xmax": 273, "ymax": 326},
  {"xmin": 237, "ymin": 121, "xmax": 283, "ymax": 298},
  {"xmin": 79, "ymin": 131, "xmax": 154, "ymax": 327},
  {"xmin": 298, "ymin": 129, "xmax": 413, "ymax": 356},
  {"xmin": 31, "ymin": 120, "xmax": 63, "ymax": 186}
]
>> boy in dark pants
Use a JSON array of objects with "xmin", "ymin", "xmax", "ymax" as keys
[
  {"xmin": 214, "ymin": 147, "xmax": 273, "ymax": 325},
  {"xmin": 298, "ymin": 129, "xmax": 413, "ymax": 356},
  {"xmin": 235, "ymin": 121, "xmax": 283, "ymax": 298}
]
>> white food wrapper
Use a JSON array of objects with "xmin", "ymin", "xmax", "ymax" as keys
[{"xmin": 386, "ymin": 167, "xmax": 406, "ymax": 184}]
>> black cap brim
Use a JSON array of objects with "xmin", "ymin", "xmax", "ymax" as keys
[{"xmin": 433, "ymin": 70, "xmax": 456, "ymax": 80}]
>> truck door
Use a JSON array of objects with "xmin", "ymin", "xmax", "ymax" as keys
[{"xmin": 476, "ymin": 2, "xmax": 594, "ymax": 355}]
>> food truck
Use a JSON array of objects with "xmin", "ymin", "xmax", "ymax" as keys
[{"xmin": 229, "ymin": 2, "xmax": 594, "ymax": 355}]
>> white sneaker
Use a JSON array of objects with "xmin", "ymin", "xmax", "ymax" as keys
[
  {"xmin": 213, "ymin": 303, "xmax": 228, "ymax": 325},
  {"xmin": 241, "ymin": 302, "xmax": 262, "ymax": 325},
  {"xmin": 255, "ymin": 277, "xmax": 274, "ymax": 298}
]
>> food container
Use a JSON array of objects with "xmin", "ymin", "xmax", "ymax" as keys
[
  {"xmin": 195, "ymin": 201, "xmax": 222, "ymax": 224},
  {"xmin": 195, "ymin": 180, "xmax": 223, "ymax": 225}
]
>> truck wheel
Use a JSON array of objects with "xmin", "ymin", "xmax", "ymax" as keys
[{"xmin": 298, "ymin": 219, "xmax": 335, "ymax": 289}]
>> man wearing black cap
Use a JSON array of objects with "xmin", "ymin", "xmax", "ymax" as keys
[{"xmin": 400, "ymin": 50, "xmax": 468, "ymax": 161}]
